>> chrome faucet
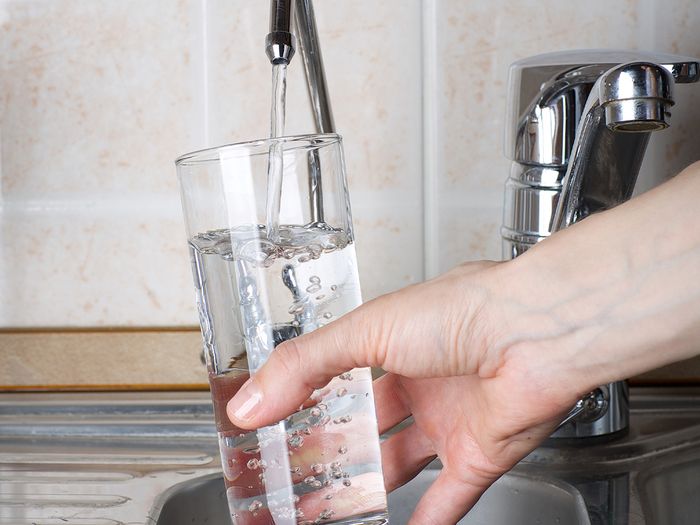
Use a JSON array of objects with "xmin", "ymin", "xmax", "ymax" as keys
[
  {"xmin": 265, "ymin": 0, "xmax": 335, "ymax": 135},
  {"xmin": 502, "ymin": 50, "xmax": 700, "ymax": 439}
]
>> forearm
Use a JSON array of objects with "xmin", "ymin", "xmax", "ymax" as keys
[{"xmin": 498, "ymin": 162, "xmax": 700, "ymax": 396}]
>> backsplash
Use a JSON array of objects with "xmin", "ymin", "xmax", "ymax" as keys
[{"xmin": 1, "ymin": 1, "xmax": 699, "ymax": 331}]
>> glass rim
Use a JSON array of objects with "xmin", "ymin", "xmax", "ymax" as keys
[{"xmin": 175, "ymin": 133, "xmax": 342, "ymax": 167}]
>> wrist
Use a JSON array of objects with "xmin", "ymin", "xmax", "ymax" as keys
[{"xmin": 484, "ymin": 258, "xmax": 596, "ymax": 405}]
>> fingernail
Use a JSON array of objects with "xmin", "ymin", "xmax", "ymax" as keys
[{"xmin": 227, "ymin": 378, "xmax": 262, "ymax": 423}]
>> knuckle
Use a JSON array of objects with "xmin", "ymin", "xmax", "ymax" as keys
[{"xmin": 275, "ymin": 338, "xmax": 305, "ymax": 378}]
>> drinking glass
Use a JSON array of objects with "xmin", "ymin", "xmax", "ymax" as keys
[{"xmin": 176, "ymin": 134, "xmax": 388, "ymax": 525}]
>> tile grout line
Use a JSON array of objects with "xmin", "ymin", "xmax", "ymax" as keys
[
  {"xmin": 421, "ymin": 0, "xmax": 440, "ymax": 280},
  {"xmin": 200, "ymin": 0, "xmax": 210, "ymax": 147}
]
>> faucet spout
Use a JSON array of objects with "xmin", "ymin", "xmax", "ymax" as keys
[
  {"xmin": 553, "ymin": 62, "xmax": 675, "ymax": 231},
  {"xmin": 265, "ymin": 0, "xmax": 335, "ymax": 134},
  {"xmin": 266, "ymin": 0, "xmax": 296, "ymax": 65}
]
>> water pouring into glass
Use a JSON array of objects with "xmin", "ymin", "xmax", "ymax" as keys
[{"xmin": 176, "ymin": 1, "xmax": 388, "ymax": 523}]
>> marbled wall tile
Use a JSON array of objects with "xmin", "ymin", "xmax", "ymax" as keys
[
  {"xmin": 634, "ymin": 0, "xmax": 700, "ymax": 193},
  {"xmin": 0, "ymin": 0, "xmax": 424, "ymax": 329},
  {"xmin": 436, "ymin": 205, "xmax": 502, "ymax": 271},
  {"xmin": 0, "ymin": 0, "xmax": 202, "ymax": 327},
  {"xmin": 0, "ymin": 0, "xmax": 202, "ymax": 197},
  {"xmin": 0, "ymin": 200, "xmax": 196, "ymax": 327},
  {"xmin": 206, "ymin": 0, "xmax": 425, "ymax": 300},
  {"xmin": 352, "ymin": 203, "xmax": 423, "ymax": 300}
]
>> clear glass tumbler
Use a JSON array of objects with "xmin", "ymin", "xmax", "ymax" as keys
[{"xmin": 176, "ymin": 134, "xmax": 388, "ymax": 525}]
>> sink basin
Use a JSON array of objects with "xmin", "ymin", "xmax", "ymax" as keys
[
  {"xmin": 638, "ymin": 456, "xmax": 700, "ymax": 525},
  {"xmin": 148, "ymin": 388, "xmax": 700, "ymax": 525},
  {"xmin": 153, "ymin": 468, "xmax": 590, "ymax": 525},
  {"xmin": 391, "ymin": 470, "xmax": 590, "ymax": 524},
  {"xmin": 2, "ymin": 388, "xmax": 700, "ymax": 524}
]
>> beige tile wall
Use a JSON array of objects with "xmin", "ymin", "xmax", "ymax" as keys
[
  {"xmin": 0, "ymin": 0, "xmax": 202, "ymax": 327},
  {"xmin": 1, "ymin": 0, "xmax": 699, "ymax": 386}
]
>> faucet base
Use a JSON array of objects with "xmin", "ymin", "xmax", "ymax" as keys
[{"xmin": 551, "ymin": 381, "xmax": 630, "ymax": 439}]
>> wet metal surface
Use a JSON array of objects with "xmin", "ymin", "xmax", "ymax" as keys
[{"xmin": 1, "ymin": 389, "xmax": 699, "ymax": 524}]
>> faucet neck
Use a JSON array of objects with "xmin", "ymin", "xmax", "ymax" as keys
[
  {"xmin": 266, "ymin": 0, "xmax": 296, "ymax": 65},
  {"xmin": 266, "ymin": 0, "xmax": 335, "ymax": 134}
]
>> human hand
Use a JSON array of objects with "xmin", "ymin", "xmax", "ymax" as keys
[{"xmin": 226, "ymin": 261, "xmax": 583, "ymax": 523}]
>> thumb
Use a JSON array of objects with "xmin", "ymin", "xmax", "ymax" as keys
[{"xmin": 226, "ymin": 294, "xmax": 390, "ymax": 429}]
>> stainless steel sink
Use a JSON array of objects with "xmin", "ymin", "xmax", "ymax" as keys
[
  {"xmin": 638, "ymin": 457, "xmax": 700, "ymax": 525},
  {"xmin": 1, "ymin": 388, "xmax": 700, "ymax": 524},
  {"xmin": 147, "ymin": 388, "xmax": 700, "ymax": 525},
  {"xmin": 389, "ymin": 470, "xmax": 589, "ymax": 524},
  {"xmin": 152, "ymin": 468, "xmax": 590, "ymax": 525}
]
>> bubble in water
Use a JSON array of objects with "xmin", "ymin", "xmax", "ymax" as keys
[
  {"xmin": 288, "ymin": 434, "xmax": 304, "ymax": 448},
  {"xmin": 323, "ymin": 479, "xmax": 332, "ymax": 487},
  {"xmin": 336, "ymin": 387, "xmax": 347, "ymax": 397},
  {"xmin": 288, "ymin": 303, "xmax": 304, "ymax": 315},
  {"xmin": 304, "ymin": 475, "xmax": 317, "ymax": 485},
  {"xmin": 246, "ymin": 459, "xmax": 259, "ymax": 470},
  {"xmin": 338, "ymin": 445, "xmax": 348, "ymax": 454},
  {"xmin": 291, "ymin": 466, "xmax": 302, "ymax": 476},
  {"xmin": 325, "ymin": 493, "xmax": 333, "ymax": 500},
  {"xmin": 343, "ymin": 479, "xmax": 352, "ymax": 487},
  {"xmin": 303, "ymin": 427, "xmax": 313, "ymax": 435},
  {"xmin": 317, "ymin": 415, "xmax": 331, "ymax": 427},
  {"xmin": 309, "ymin": 275, "xmax": 321, "ymax": 284},
  {"xmin": 306, "ymin": 283, "xmax": 322, "ymax": 294},
  {"xmin": 299, "ymin": 255, "xmax": 310, "ymax": 263},
  {"xmin": 310, "ymin": 407, "xmax": 322, "ymax": 417},
  {"xmin": 317, "ymin": 403, "xmax": 327, "ymax": 410},
  {"xmin": 294, "ymin": 495, "xmax": 300, "ymax": 504},
  {"xmin": 333, "ymin": 415, "xmax": 352, "ymax": 424},
  {"xmin": 311, "ymin": 463, "xmax": 324, "ymax": 474},
  {"xmin": 338, "ymin": 372, "xmax": 353, "ymax": 381},
  {"xmin": 249, "ymin": 500, "xmax": 263, "ymax": 512},
  {"xmin": 323, "ymin": 312, "xmax": 333, "ymax": 319},
  {"xmin": 330, "ymin": 284, "xmax": 338, "ymax": 291},
  {"xmin": 316, "ymin": 294, "xmax": 326, "ymax": 300}
]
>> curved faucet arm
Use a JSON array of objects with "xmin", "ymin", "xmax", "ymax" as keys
[
  {"xmin": 292, "ymin": 0, "xmax": 335, "ymax": 134},
  {"xmin": 552, "ymin": 62, "xmax": 675, "ymax": 231},
  {"xmin": 505, "ymin": 50, "xmax": 700, "ymax": 166}
]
